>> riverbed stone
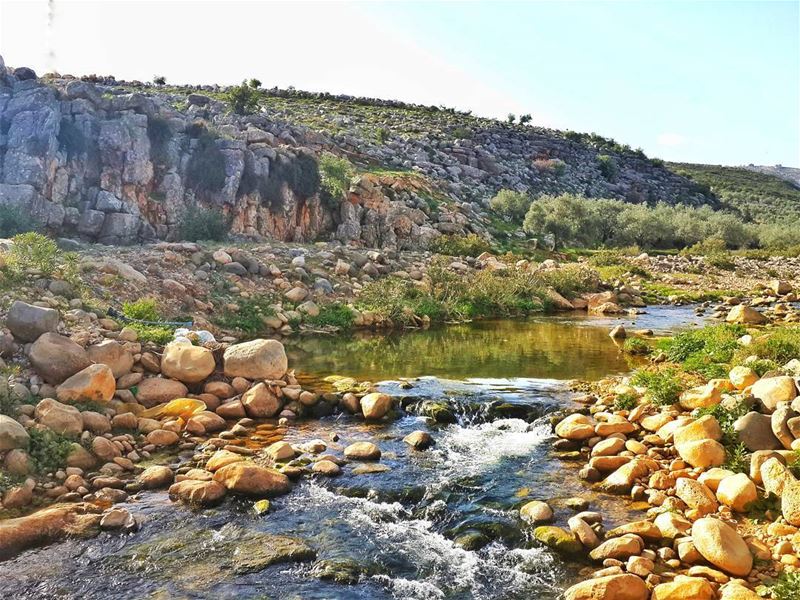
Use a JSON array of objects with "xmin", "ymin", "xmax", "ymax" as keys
[
  {"xmin": 213, "ymin": 463, "xmax": 291, "ymax": 497},
  {"xmin": 0, "ymin": 415, "xmax": 29, "ymax": 452},
  {"xmin": 782, "ymin": 480, "xmax": 800, "ymax": 526},
  {"xmin": 241, "ymin": 382, "xmax": 281, "ymax": 418},
  {"xmin": 56, "ymin": 364, "xmax": 116, "ymax": 404},
  {"xmin": 29, "ymin": 333, "xmax": 91, "ymax": 384},
  {"xmin": 160, "ymin": 342, "xmax": 216, "ymax": 383},
  {"xmin": 729, "ymin": 366, "xmax": 758, "ymax": 391},
  {"xmin": 734, "ymin": 412, "xmax": 782, "ymax": 451},
  {"xmin": 716, "ymin": 473, "xmax": 757, "ymax": 512},
  {"xmin": 692, "ymin": 517, "xmax": 752, "ymax": 576},
  {"xmin": 751, "ymin": 376, "xmax": 798, "ymax": 413},
  {"xmin": 677, "ymin": 438, "xmax": 726, "ymax": 469},
  {"xmin": 223, "ymin": 339, "xmax": 288, "ymax": 380},
  {"xmin": 360, "ymin": 392, "xmax": 393, "ymax": 420},
  {"xmin": 168, "ymin": 479, "xmax": 227, "ymax": 506},
  {"xmin": 652, "ymin": 576, "xmax": 715, "ymax": 600},
  {"xmin": 519, "ymin": 500, "xmax": 553, "ymax": 525},
  {"xmin": 35, "ymin": 398, "xmax": 83, "ymax": 436},
  {"xmin": 676, "ymin": 477, "xmax": 718, "ymax": 515},
  {"xmin": 563, "ymin": 573, "xmax": 648, "ymax": 600},
  {"xmin": 135, "ymin": 377, "xmax": 189, "ymax": 408},
  {"xmin": 532, "ymin": 526, "xmax": 582, "ymax": 554},
  {"xmin": 86, "ymin": 340, "xmax": 133, "ymax": 378},
  {"xmin": 726, "ymin": 305, "xmax": 767, "ymax": 325},
  {"xmin": 138, "ymin": 465, "xmax": 174, "ymax": 489},
  {"xmin": 403, "ymin": 430, "xmax": 433, "ymax": 449},
  {"xmin": 555, "ymin": 413, "xmax": 596, "ymax": 440},
  {"xmin": 771, "ymin": 402, "xmax": 796, "ymax": 449},
  {"xmin": 589, "ymin": 536, "xmax": 643, "ymax": 561},
  {"xmin": 6, "ymin": 301, "xmax": 59, "ymax": 342},
  {"xmin": 344, "ymin": 441, "xmax": 381, "ymax": 460}
]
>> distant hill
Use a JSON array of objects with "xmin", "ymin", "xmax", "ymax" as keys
[
  {"xmin": 741, "ymin": 164, "xmax": 800, "ymax": 187},
  {"xmin": 667, "ymin": 162, "xmax": 800, "ymax": 222}
]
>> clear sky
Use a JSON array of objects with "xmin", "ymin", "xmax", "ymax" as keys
[{"xmin": 1, "ymin": 0, "xmax": 797, "ymax": 167}]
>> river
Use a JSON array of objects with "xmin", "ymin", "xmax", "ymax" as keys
[{"xmin": 0, "ymin": 306, "xmax": 705, "ymax": 599}]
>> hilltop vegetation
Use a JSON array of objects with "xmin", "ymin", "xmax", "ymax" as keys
[{"xmin": 668, "ymin": 162, "xmax": 800, "ymax": 222}]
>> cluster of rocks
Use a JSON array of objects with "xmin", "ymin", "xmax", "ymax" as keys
[
  {"xmin": 0, "ymin": 296, "xmax": 444, "ymax": 558},
  {"xmin": 547, "ymin": 356, "xmax": 800, "ymax": 598},
  {"xmin": 0, "ymin": 54, "xmax": 714, "ymax": 250}
]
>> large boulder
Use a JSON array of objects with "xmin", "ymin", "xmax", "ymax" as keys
[
  {"xmin": 725, "ymin": 305, "xmax": 767, "ymax": 325},
  {"xmin": 56, "ymin": 364, "xmax": 116, "ymax": 404},
  {"xmin": 223, "ymin": 339, "xmax": 287, "ymax": 380},
  {"xmin": 34, "ymin": 398, "xmax": 83, "ymax": 436},
  {"xmin": 691, "ymin": 517, "xmax": 753, "ymax": 577},
  {"xmin": 652, "ymin": 576, "xmax": 715, "ymax": 600},
  {"xmin": 734, "ymin": 412, "xmax": 782, "ymax": 451},
  {"xmin": 563, "ymin": 573, "xmax": 648, "ymax": 600},
  {"xmin": 0, "ymin": 415, "xmax": 29, "ymax": 451},
  {"xmin": 168, "ymin": 479, "xmax": 227, "ymax": 506},
  {"xmin": 555, "ymin": 413, "xmax": 596, "ymax": 440},
  {"xmin": 160, "ymin": 342, "xmax": 216, "ymax": 384},
  {"xmin": 29, "ymin": 333, "xmax": 91, "ymax": 384},
  {"xmin": 135, "ymin": 377, "xmax": 189, "ymax": 408},
  {"xmin": 519, "ymin": 500, "xmax": 554, "ymax": 525},
  {"xmin": 212, "ymin": 463, "xmax": 291, "ymax": 497},
  {"xmin": 782, "ymin": 480, "xmax": 800, "ymax": 526},
  {"xmin": 675, "ymin": 477, "xmax": 718, "ymax": 515},
  {"xmin": 6, "ymin": 301, "xmax": 59, "ymax": 342},
  {"xmin": 751, "ymin": 376, "xmax": 798, "ymax": 413},
  {"xmin": 676, "ymin": 439, "xmax": 726, "ymax": 469},
  {"xmin": 86, "ymin": 340, "xmax": 133, "ymax": 378},
  {"xmin": 241, "ymin": 382, "xmax": 281, "ymax": 418}
]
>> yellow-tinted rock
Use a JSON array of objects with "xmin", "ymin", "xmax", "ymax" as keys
[
  {"xmin": 692, "ymin": 517, "xmax": 753, "ymax": 577},
  {"xmin": 726, "ymin": 305, "xmax": 767, "ymax": 325},
  {"xmin": 678, "ymin": 438, "xmax": 727, "ymax": 469},
  {"xmin": 729, "ymin": 366, "xmax": 758, "ymax": 391},
  {"xmin": 563, "ymin": 574, "xmax": 648, "ymax": 600},
  {"xmin": 751, "ymin": 376, "xmax": 798, "ymax": 412},
  {"xmin": 160, "ymin": 343, "xmax": 216, "ymax": 384},
  {"xmin": 716, "ymin": 473, "xmax": 757, "ymax": 512},
  {"xmin": 652, "ymin": 576, "xmax": 715, "ymax": 600},
  {"xmin": 555, "ymin": 413, "xmax": 596, "ymax": 440},
  {"xmin": 679, "ymin": 384, "xmax": 722, "ymax": 410},
  {"xmin": 56, "ymin": 364, "xmax": 115, "ymax": 404},
  {"xmin": 676, "ymin": 477, "xmax": 718, "ymax": 514}
]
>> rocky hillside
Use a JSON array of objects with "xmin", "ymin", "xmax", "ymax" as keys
[{"xmin": 0, "ymin": 56, "xmax": 715, "ymax": 249}]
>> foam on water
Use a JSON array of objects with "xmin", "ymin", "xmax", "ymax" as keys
[{"xmin": 298, "ymin": 484, "xmax": 561, "ymax": 599}]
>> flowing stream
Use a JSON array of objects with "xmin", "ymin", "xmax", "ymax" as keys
[{"xmin": 0, "ymin": 307, "xmax": 705, "ymax": 599}]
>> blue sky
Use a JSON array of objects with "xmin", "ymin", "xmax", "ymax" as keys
[{"xmin": 1, "ymin": 0, "xmax": 797, "ymax": 166}]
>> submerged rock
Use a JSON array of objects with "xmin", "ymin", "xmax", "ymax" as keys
[
  {"xmin": 532, "ymin": 526, "xmax": 581, "ymax": 554},
  {"xmin": 0, "ymin": 503, "xmax": 102, "ymax": 560}
]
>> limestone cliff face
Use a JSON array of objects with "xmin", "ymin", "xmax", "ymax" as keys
[{"xmin": 0, "ymin": 56, "xmax": 716, "ymax": 248}]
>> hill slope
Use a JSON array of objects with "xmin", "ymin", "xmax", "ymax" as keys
[
  {"xmin": 0, "ymin": 57, "xmax": 719, "ymax": 248},
  {"xmin": 668, "ymin": 162, "xmax": 800, "ymax": 222}
]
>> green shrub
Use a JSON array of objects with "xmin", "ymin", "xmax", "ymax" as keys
[
  {"xmin": 0, "ymin": 379, "xmax": 19, "ymax": 416},
  {"xmin": 178, "ymin": 205, "xmax": 229, "ymax": 241},
  {"xmin": 186, "ymin": 132, "xmax": 226, "ymax": 195},
  {"xmin": 706, "ymin": 253, "xmax": 735, "ymax": 270},
  {"xmin": 537, "ymin": 264, "xmax": 600, "ymax": 298},
  {"xmin": 614, "ymin": 392, "xmax": 638, "ymax": 411},
  {"xmin": 319, "ymin": 152, "xmax": 354, "ymax": 201},
  {"xmin": 8, "ymin": 232, "xmax": 59, "ymax": 275},
  {"xmin": 0, "ymin": 471, "xmax": 23, "ymax": 494},
  {"xmin": 770, "ymin": 569, "xmax": 800, "ymax": 600},
  {"xmin": 430, "ymin": 234, "xmax": 493, "ymax": 257},
  {"xmin": 28, "ymin": 428, "xmax": 74, "ymax": 473},
  {"xmin": 695, "ymin": 400, "xmax": 749, "ymax": 448},
  {"xmin": 631, "ymin": 368, "xmax": 684, "ymax": 406},
  {"xmin": 225, "ymin": 81, "xmax": 261, "ymax": 115},
  {"xmin": 122, "ymin": 298, "xmax": 161, "ymax": 321},
  {"xmin": 452, "ymin": 127, "xmax": 472, "ymax": 139},
  {"xmin": 738, "ymin": 328, "xmax": 800, "ymax": 365},
  {"xmin": 723, "ymin": 441, "xmax": 750, "ymax": 474},
  {"xmin": 307, "ymin": 303, "xmax": 355, "ymax": 329},
  {"xmin": 659, "ymin": 324, "xmax": 745, "ymax": 378},
  {"xmin": 681, "ymin": 238, "xmax": 728, "ymax": 256},
  {"xmin": 597, "ymin": 154, "xmax": 617, "ymax": 180},
  {"xmin": 129, "ymin": 324, "xmax": 174, "ymax": 345},
  {"xmin": 623, "ymin": 338, "xmax": 651, "ymax": 355},
  {"xmin": 58, "ymin": 119, "xmax": 87, "ymax": 159},
  {"xmin": 746, "ymin": 358, "xmax": 780, "ymax": 376},
  {"xmin": 356, "ymin": 277, "xmax": 434, "ymax": 325},
  {"xmin": 0, "ymin": 205, "xmax": 38, "ymax": 237},
  {"xmin": 489, "ymin": 189, "xmax": 530, "ymax": 222}
]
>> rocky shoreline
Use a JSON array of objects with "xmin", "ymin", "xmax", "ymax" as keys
[{"xmin": 548, "ymin": 286, "xmax": 800, "ymax": 599}]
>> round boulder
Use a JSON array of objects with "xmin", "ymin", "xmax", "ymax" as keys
[
  {"xmin": 56, "ymin": 364, "xmax": 116, "ymax": 404},
  {"xmin": 223, "ymin": 339, "xmax": 288, "ymax": 380},
  {"xmin": 691, "ymin": 517, "xmax": 753, "ymax": 577},
  {"xmin": 160, "ymin": 342, "xmax": 216, "ymax": 384}
]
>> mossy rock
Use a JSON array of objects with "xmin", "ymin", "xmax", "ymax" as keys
[
  {"xmin": 417, "ymin": 400, "xmax": 457, "ymax": 424},
  {"xmin": 454, "ymin": 530, "xmax": 490, "ymax": 551},
  {"xmin": 533, "ymin": 526, "xmax": 582, "ymax": 554},
  {"xmin": 311, "ymin": 559, "xmax": 381, "ymax": 584}
]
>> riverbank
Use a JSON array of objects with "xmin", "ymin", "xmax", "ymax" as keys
[
  {"xmin": 1, "ymin": 235, "xmax": 800, "ymax": 597},
  {"xmin": 552, "ymin": 303, "xmax": 800, "ymax": 599}
]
